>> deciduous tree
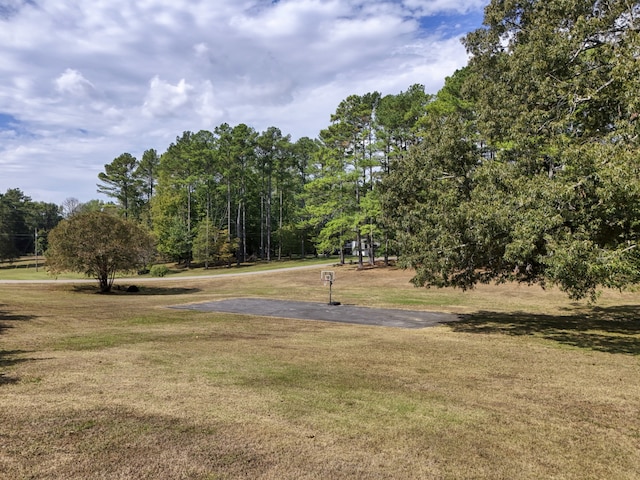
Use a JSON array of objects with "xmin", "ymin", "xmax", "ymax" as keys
[
  {"xmin": 386, "ymin": 0, "xmax": 640, "ymax": 299},
  {"xmin": 47, "ymin": 211, "xmax": 154, "ymax": 292}
]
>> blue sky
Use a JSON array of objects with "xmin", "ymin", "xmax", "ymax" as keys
[{"xmin": 0, "ymin": 0, "xmax": 488, "ymax": 204}]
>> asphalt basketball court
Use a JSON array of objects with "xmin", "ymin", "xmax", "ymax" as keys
[{"xmin": 171, "ymin": 297, "xmax": 459, "ymax": 329}]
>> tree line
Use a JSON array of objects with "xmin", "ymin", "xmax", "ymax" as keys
[
  {"xmin": 94, "ymin": 84, "xmax": 431, "ymax": 269},
  {"xmin": 5, "ymin": 0, "xmax": 638, "ymax": 300},
  {"xmin": 0, "ymin": 189, "xmax": 61, "ymax": 262},
  {"xmin": 0, "ymin": 85, "xmax": 429, "ymax": 270}
]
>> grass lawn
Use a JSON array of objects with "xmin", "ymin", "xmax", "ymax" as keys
[
  {"xmin": 0, "ymin": 256, "xmax": 336, "ymax": 281},
  {"xmin": 1, "ymin": 264, "xmax": 639, "ymax": 479}
]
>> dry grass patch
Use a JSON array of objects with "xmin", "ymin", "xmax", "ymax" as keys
[{"xmin": 1, "ymin": 265, "xmax": 639, "ymax": 479}]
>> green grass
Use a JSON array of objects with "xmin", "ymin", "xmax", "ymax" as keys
[
  {"xmin": 162, "ymin": 256, "xmax": 337, "ymax": 277},
  {"xmin": 0, "ymin": 255, "xmax": 337, "ymax": 281},
  {"xmin": 1, "ymin": 265, "xmax": 639, "ymax": 479},
  {"xmin": 0, "ymin": 257, "xmax": 85, "ymax": 280}
]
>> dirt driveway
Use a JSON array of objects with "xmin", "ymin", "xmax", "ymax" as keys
[{"xmin": 171, "ymin": 298, "xmax": 459, "ymax": 329}]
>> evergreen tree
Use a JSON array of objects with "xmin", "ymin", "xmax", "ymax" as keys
[
  {"xmin": 136, "ymin": 148, "xmax": 160, "ymax": 226},
  {"xmin": 311, "ymin": 92, "xmax": 381, "ymax": 266},
  {"xmin": 152, "ymin": 132, "xmax": 200, "ymax": 265},
  {"xmin": 97, "ymin": 153, "xmax": 142, "ymax": 219}
]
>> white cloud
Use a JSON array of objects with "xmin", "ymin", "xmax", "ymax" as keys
[
  {"xmin": 0, "ymin": 0, "xmax": 488, "ymax": 204},
  {"xmin": 402, "ymin": 0, "xmax": 488, "ymax": 15},
  {"xmin": 55, "ymin": 68, "xmax": 97, "ymax": 97},
  {"xmin": 193, "ymin": 43, "xmax": 209, "ymax": 57},
  {"xmin": 194, "ymin": 80, "xmax": 226, "ymax": 128},
  {"xmin": 143, "ymin": 76, "xmax": 194, "ymax": 117},
  {"xmin": 229, "ymin": 0, "xmax": 350, "ymax": 38}
]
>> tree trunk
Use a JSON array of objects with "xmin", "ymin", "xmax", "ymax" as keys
[
  {"xmin": 98, "ymin": 275, "xmax": 110, "ymax": 293},
  {"xmin": 266, "ymin": 172, "xmax": 272, "ymax": 261},
  {"xmin": 368, "ymin": 231, "xmax": 375, "ymax": 266},
  {"xmin": 356, "ymin": 230, "xmax": 364, "ymax": 268},
  {"xmin": 260, "ymin": 195, "xmax": 264, "ymax": 260},
  {"xmin": 278, "ymin": 189, "xmax": 283, "ymax": 260},
  {"xmin": 205, "ymin": 204, "xmax": 210, "ymax": 270},
  {"xmin": 226, "ymin": 179, "xmax": 232, "ymax": 242},
  {"xmin": 236, "ymin": 201, "xmax": 242, "ymax": 266},
  {"xmin": 242, "ymin": 199, "xmax": 247, "ymax": 262},
  {"xmin": 384, "ymin": 235, "xmax": 389, "ymax": 267}
]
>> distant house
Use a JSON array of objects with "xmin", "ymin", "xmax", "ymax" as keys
[{"xmin": 344, "ymin": 239, "xmax": 379, "ymax": 257}]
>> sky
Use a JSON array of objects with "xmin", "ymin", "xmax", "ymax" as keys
[{"xmin": 0, "ymin": 0, "xmax": 488, "ymax": 205}]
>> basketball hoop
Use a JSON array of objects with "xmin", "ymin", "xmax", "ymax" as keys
[
  {"xmin": 321, "ymin": 270, "xmax": 334, "ymax": 286},
  {"xmin": 320, "ymin": 270, "xmax": 339, "ymax": 305}
]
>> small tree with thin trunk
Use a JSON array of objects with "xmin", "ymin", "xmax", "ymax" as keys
[{"xmin": 47, "ymin": 211, "xmax": 154, "ymax": 292}]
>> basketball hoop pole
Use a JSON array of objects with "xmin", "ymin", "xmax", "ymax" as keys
[
  {"xmin": 328, "ymin": 278, "xmax": 333, "ymax": 305},
  {"xmin": 321, "ymin": 270, "xmax": 339, "ymax": 306}
]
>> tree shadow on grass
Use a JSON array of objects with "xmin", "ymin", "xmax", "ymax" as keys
[
  {"xmin": 452, "ymin": 305, "xmax": 640, "ymax": 355},
  {"xmin": 0, "ymin": 305, "xmax": 38, "ymax": 386},
  {"xmin": 0, "ymin": 373, "xmax": 19, "ymax": 385},
  {"xmin": 127, "ymin": 286, "xmax": 202, "ymax": 296},
  {"xmin": 0, "ymin": 349, "xmax": 42, "ymax": 386},
  {"xmin": 71, "ymin": 285, "xmax": 201, "ymax": 296},
  {"xmin": 0, "ymin": 304, "xmax": 37, "ymax": 335},
  {"xmin": 0, "ymin": 349, "xmax": 31, "ymax": 368}
]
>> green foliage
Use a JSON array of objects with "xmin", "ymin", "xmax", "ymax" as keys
[
  {"xmin": 136, "ymin": 148, "xmax": 160, "ymax": 226},
  {"xmin": 46, "ymin": 211, "xmax": 155, "ymax": 292},
  {"xmin": 192, "ymin": 220, "xmax": 237, "ymax": 267},
  {"xmin": 6, "ymin": 0, "xmax": 637, "ymax": 303},
  {"xmin": 154, "ymin": 214, "xmax": 192, "ymax": 265},
  {"xmin": 149, "ymin": 264, "xmax": 169, "ymax": 277},
  {"xmin": 97, "ymin": 153, "xmax": 143, "ymax": 219},
  {"xmin": 0, "ymin": 189, "xmax": 62, "ymax": 261},
  {"xmin": 307, "ymin": 92, "xmax": 382, "ymax": 265},
  {"xmin": 256, "ymin": 126, "xmax": 292, "ymax": 261},
  {"xmin": 146, "ymin": 123, "xmax": 321, "ymax": 265},
  {"xmin": 384, "ymin": 0, "xmax": 640, "ymax": 300}
]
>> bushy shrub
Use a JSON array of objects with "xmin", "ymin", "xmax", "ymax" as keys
[{"xmin": 149, "ymin": 264, "xmax": 170, "ymax": 277}]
